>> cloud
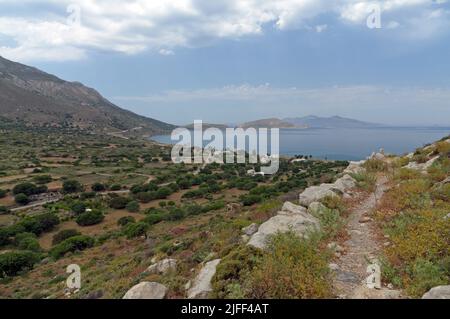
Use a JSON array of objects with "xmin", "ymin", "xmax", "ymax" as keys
[{"xmin": 0, "ymin": 0, "xmax": 448, "ymax": 62}]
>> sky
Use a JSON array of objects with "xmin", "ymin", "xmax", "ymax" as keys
[{"xmin": 0, "ymin": 0, "xmax": 450, "ymax": 126}]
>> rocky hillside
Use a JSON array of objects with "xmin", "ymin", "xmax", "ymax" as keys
[{"xmin": 0, "ymin": 56, "xmax": 174, "ymax": 136}]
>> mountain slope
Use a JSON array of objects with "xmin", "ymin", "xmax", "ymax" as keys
[
  {"xmin": 239, "ymin": 118, "xmax": 298, "ymax": 129},
  {"xmin": 283, "ymin": 116, "xmax": 381, "ymax": 128},
  {"xmin": 0, "ymin": 56, "xmax": 174, "ymax": 135}
]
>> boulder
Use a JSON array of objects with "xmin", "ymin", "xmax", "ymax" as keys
[
  {"xmin": 122, "ymin": 282, "xmax": 168, "ymax": 299},
  {"xmin": 422, "ymin": 286, "xmax": 450, "ymax": 299},
  {"xmin": 307, "ymin": 202, "xmax": 328, "ymax": 216},
  {"xmin": 299, "ymin": 184, "xmax": 339, "ymax": 207},
  {"xmin": 281, "ymin": 201, "xmax": 307, "ymax": 214},
  {"xmin": 187, "ymin": 259, "xmax": 221, "ymax": 299},
  {"xmin": 242, "ymin": 223, "xmax": 258, "ymax": 236},
  {"xmin": 344, "ymin": 161, "xmax": 365, "ymax": 174},
  {"xmin": 333, "ymin": 175, "xmax": 356, "ymax": 193},
  {"xmin": 247, "ymin": 209, "xmax": 320, "ymax": 249},
  {"xmin": 404, "ymin": 156, "xmax": 439, "ymax": 172},
  {"xmin": 146, "ymin": 259, "xmax": 177, "ymax": 275}
]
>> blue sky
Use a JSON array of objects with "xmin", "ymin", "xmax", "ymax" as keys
[{"xmin": 1, "ymin": 0, "xmax": 450, "ymax": 125}]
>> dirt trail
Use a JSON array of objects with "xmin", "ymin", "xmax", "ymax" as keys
[{"xmin": 332, "ymin": 175, "xmax": 402, "ymax": 299}]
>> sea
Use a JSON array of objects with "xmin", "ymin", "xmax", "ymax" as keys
[{"xmin": 151, "ymin": 127, "xmax": 450, "ymax": 161}]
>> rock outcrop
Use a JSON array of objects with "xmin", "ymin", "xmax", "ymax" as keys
[
  {"xmin": 299, "ymin": 184, "xmax": 339, "ymax": 207},
  {"xmin": 404, "ymin": 156, "xmax": 439, "ymax": 172},
  {"xmin": 145, "ymin": 259, "xmax": 177, "ymax": 275},
  {"xmin": 422, "ymin": 285, "xmax": 450, "ymax": 299},
  {"xmin": 122, "ymin": 282, "xmax": 168, "ymax": 299},
  {"xmin": 187, "ymin": 259, "xmax": 221, "ymax": 299},
  {"xmin": 247, "ymin": 203, "xmax": 320, "ymax": 249},
  {"xmin": 307, "ymin": 201, "xmax": 328, "ymax": 216},
  {"xmin": 242, "ymin": 223, "xmax": 258, "ymax": 236},
  {"xmin": 298, "ymin": 174, "xmax": 356, "ymax": 207}
]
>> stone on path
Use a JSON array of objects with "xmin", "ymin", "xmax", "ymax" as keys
[{"xmin": 123, "ymin": 282, "xmax": 168, "ymax": 299}]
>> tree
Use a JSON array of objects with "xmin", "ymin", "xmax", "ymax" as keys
[{"xmin": 62, "ymin": 180, "xmax": 83, "ymax": 193}]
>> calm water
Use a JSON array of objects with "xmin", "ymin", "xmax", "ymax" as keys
[{"xmin": 151, "ymin": 127, "xmax": 450, "ymax": 161}]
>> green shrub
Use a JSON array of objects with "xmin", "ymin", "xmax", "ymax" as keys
[
  {"xmin": 0, "ymin": 189, "xmax": 6, "ymax": 198},
  {"xmin": 240, "ymin": 194, "xmax": 262, "ymax": 206},
  {"xmin": 363, "ymin": 158, "xmax": 388, "ymax": 172},
  {"xmin": 351, "ymin": 172, "xmax": 376, "ymax": 192},
  {"xmin": 0, "ymin": 228, "xmax": 11, "ymax": 246},
  {"xmin": 13, "ymin": 182, "xmax": 47, "ymax": 196},
  {"xmin": 18, "ymin": 213, "xmax": 59, "ymax": 235},
  {"xmin": 143, "ymin": 212, "xmax": 168, "ymax": 225},
  {"xmin": 0, "ymin": 251, "xmax": 40, "ymax": 278},
  {"xmin": 50, "ymin": 235, "xmax": 95, "ymax": 259},
  {"xmin": 117, "ymin": 216, "xmax": 135, "ymax": 227},
  {"xmin": 62, "ymin": 180, "xmax": 83, "ymax": 193},
  {"xmin": 76, "ymin": 210, "xmax": 104, "ymax": 226},
  {"xmin": 126, "ymin": 201, "xmax": 140, "ymax": 212},
  {"xmin": 15, "ymin": 232, "xmax": 41, "ymax": 251},
  {"xmin": 33, "ymin": 175, "xmax": 52, "ymax": 185},
  {"xmin": 52, "ymin": 229, "xmax": 81, "ymax": 245},
  {"xmin": 14, "ymin": 193, "xmax": 30, "ymax": 205},
  {"xmin": 244, "ymin": 232, "xmax": 331, "ymax": 298},
  {"xmin": 91, "ymin": 183, "xmax": 106, "ymax": 192},
  {"xmin": 70, "ymin": 201, "xmax": 86, "ymax": 215},
  {"xmin": 109, "ymin": 184, "xmax": 122, "ymax": 191},
  {"xmin": 109, "ymin": 196, "xmax": 131, "ymax": 209},
  {"xmin": 123, "ymin": 222, "xmax": 148, "ymax": 239}
]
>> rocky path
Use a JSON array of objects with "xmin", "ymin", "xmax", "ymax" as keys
[{"xmin": 332, "ymin": 175, "xmax": 402, "ymax": 299}]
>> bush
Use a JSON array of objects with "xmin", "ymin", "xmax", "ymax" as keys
[
  {"xmin": 13, "ymin": 182, "xmax": 46, "ymax": 196},
  {"xmin": 70, "ymin": 201, "xmax": 86, "ymax": 215},
  {"xmin": 109, "ymin": 184, "xmax": 122, "ymax": 191},
  {"xmin": 117, "ymin": 216, "xmax": 135, "ymax": 227},
  {"xmin": 0, "ymin": 189, "xmax": 6, "ymax": 198},
  {"xmin": 363, "ymin": 158, "xmax": 387, "ymax": 172},
  {"xmin": 18, "ymin": 213, "xmax": 59, "ymax": 235},
  {"xmin": 52, "ymin": 229, "xmax": 81, "ymax": 245},
  {"xmin": 109, "ymin": 196, "xmax": 131, "ymax": 209},
  {"xmin": 143, "ymin": 212, "xmax": 168, "ymax": 225},
  {"xmin": 123, "ymin": 222, "xmax": 148, "ymax": 239},
  {"xmin": 76, "ymin": 210, "xmax": 104, "ymax": 226},
  {"xmin": 351, "ymin": 172, "xmax": 376, "ymax": 192},
  {"xmin": 62, "ymin": 180, "xmax": 83, "ymax": 193},
  {"xmin": 15, "ymin": 232, "xmax": 41, "ymax": 251},
  {"xmin": 91, "ymin": 183, "xmax": 106, "ymax": 192},
  {"xmin": 0, "ymin": 228, "xmax": 11, "ymax": 247},
  {"xmin": 50, "ymin": 235, "xmax": 95, "ymax": 259},
  {"xmin": 0, "ymin": 206, "xmax": 9, "ymax": 214},
  {"xmin": 0, "ymin": 251, "xmax": 40, "ymax": 278},
  {"xmin": 15, "ymin": 193, "xmax": 30, "ymax": 205},
  {"xmin": 33, "ymin": 175, "xmax": 52, "ymax": 185},
  {"xmin": 240, "ymin": 194, "xmax": 262, "ymax": 206},
  {"xmin": 126, "ymin": 201, "xmax": 140, "ymax": 212},
  {"xmin": 244, "ymin": 232, "xmax": 331, "ymax": 298},
  {"xmin": 156, "ymin": 187, "xmax": 171, "ymax": 199}
]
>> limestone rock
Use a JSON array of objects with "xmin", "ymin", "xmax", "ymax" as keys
[
  {"xmin": 248, "ymin": 209, "xmax": 320, "ymax": 249},
  {"xmin": 299, "ymin": 184, "xmax": 339, "ymax": 207},
  {"xmin": 344, "ymin": 161, "xmax": 365, "ymax": 174},
  {"xmin": 187, "ymin": 259, "xmax": 221, "ymax": 299},
  {"xmin": 123, "ymin": 282, "xmax": 168, "ymax": 299},
  {"xmin": 146, "ymin": 259, "xmax": 177, "ymax": 275},
  {"xmin": 422, "ymin": 286, "xmax": 450, "ymax": 299},
  {"xmin": 333, "ymin": 175, "xmax": 356, "ymax": 193},
  {"xmin": 281, "ymin": 201, "xmax": 307, "ymax": 214},
  {"xmin": 242, "ymin": 223, "xmax": 258, "ymax": 236}
]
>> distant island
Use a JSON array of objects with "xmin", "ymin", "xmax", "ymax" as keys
[{"xmin": 283, "ymin": 115, "xmax": 382, "ymax": 129}]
